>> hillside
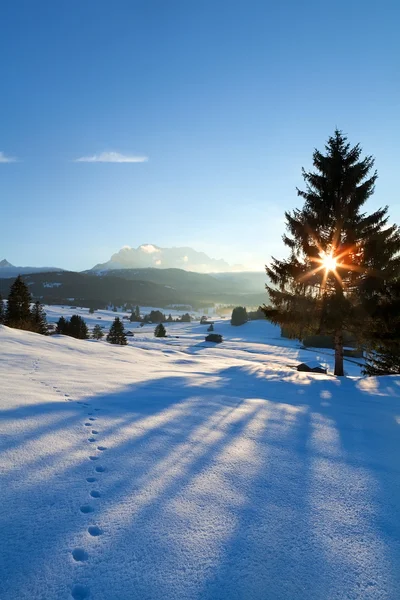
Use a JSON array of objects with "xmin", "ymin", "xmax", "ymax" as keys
[
  {"xmin": 1, "ymin": 322, "xmax": 399, "ymax": 599},
  {"xmin": 0, "ymin": 269, "xmax": 268, "ymax": 310}
]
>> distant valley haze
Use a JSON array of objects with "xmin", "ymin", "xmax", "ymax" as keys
[{"xmin": 0, "ymin": 243, "xmax": 264, "ymax": 276}]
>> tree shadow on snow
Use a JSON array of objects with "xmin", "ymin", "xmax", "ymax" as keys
[{"xmin": 0, "ymin": 366, "xmax": 400, "ymax": 599}]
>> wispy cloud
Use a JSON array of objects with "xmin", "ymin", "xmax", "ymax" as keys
[
  {"xmin": 0, "ymin": 151, "xmax": 18, "ymax": 163},
  {"xmin": 74, "ymin": 151, "xmax": 148, "ymax": 163}
]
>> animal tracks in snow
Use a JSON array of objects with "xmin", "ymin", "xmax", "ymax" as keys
[
  {"xmin": 71, "ymin": 583, "xmax": 90, "ymax": 599},
  {"xmin": 72, "ymin": 548, "xmax": 88, "ymax": 562},
  {"xmin": 71, "ymin": 405, "xmax": 107, "ymax": 597}
]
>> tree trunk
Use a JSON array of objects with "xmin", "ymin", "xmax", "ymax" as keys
[{"xmin": 334, "ymin": 330, "xmax": 344, "ymax": 376}]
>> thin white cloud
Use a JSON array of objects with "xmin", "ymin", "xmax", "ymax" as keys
[
  {"xmin": 0, "ymin": 151, "xmax": 18, "ymax": 163},
  {"xmin": 74, "ymin": 151, "xmax": 148, "ymax": 163}
]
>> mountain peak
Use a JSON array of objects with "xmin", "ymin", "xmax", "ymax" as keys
[
  {"xmin": 91, "ymin": 244, "xmax": 232, "ymax": 273},
  {"xmin": 0, "ymin": 259, "xmax": 14, "ymax": 268}
]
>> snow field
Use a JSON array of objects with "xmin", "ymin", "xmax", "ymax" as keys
[{"xmin": 1, "ymin": 321, "xmax": 400, "ymax": 599}]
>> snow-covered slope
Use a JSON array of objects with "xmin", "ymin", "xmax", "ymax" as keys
[{"xmin": 1, "ymin": 323, "xmax": 400, "ymax": 599}]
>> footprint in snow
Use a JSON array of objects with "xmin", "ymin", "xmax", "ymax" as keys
[
  {"xmin": 94, "ymin": 408, "xmax": 100, "ymax": 411},
  {"xmin": 87, "ymin": 438, "xmax": 96, "ymax": 443},
  {"xmin": 88, "ymin": 417, "xmax": 96, "ymax": 421},
  {"xmin": 72, "ymin": 548, "xmax": 88, "ymax": 562},
  {"xmin": 95, "ymin": 465, "xmax": 106, "ymax": 473},
  {"xmin": 86, "ymin": 477, "xmax": 97, "ymax": 483},
  {"xmin": 89, "ymin": 456, "xmax": 99, "ymax": 461},
  {"xmin": 84, "ymin": 423, "xmax": 91, "ymax": 427},
  {"xmin": 71, "ymin": 583, "xmax": 90, "ymax": 599},
  {"xmin": 88, "ymin": 526, "xmax": 102, "ymax": 537},
  {"xmin": 90, "ymin": 490, "xmax": 101, "ymax": 498},
  {"xmin": 80, "ymin": 505, "xmax": 94, "ymax": 514},
  {"xmin": 97, "ymin": 446, "xmax": 107, "ymax": 451},
  {"xmin": 91, "ymin": 430, "xmax": 98, "ymax": 435}
]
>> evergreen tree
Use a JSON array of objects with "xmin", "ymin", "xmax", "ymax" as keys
[
  {"xmin": 89, "ymin": 307, "xmax": 95, "ymax": 314},
  {"xmin": 167, "ymin": 314, "xmax": 173, "ymax": 322},
  {"xmin": 231, "ymin": 306, "xmax": 248, "ymax": 326},
  {"xmin": 92, "ymin": 324, "xmax": 104, "ymax": 340},
  {"xmin": 31, "ymin": 301, "xmax": 48, "ymax": 335},
  {"xmin": 154, "ymin": 323, "xmax": 166, "ymax": 338},
  {"xmin": 130, "ymin": 305, "xmax": 141, "ymax": 322},
  {"xmin": 263, "ymin": 130, "xmax": 400, "ymax": 376},
  {"xmin": 0, "ymin": 294, "xmax": 5, "ymax": 324},
  {"xmin": 56, "ymin": 316, "xmax": 68, "ymax": 334},
  {"xmin": 207, "ymin": 323, "xmax": 214, "ymax": 332},
  {"xmin": 364, "ymin": 280, "xmax": 400, "ymax": 375},
  {"xmin": 6, "ymin": 275, "xmax": 33, "ymax": 330},
  {"xmin": 107, "ymin": 317, "xmax": 127, "ymax": 345},
  {"xmin": 68, "ymin": 315, "xmax": 89, "ymax": 339},
  {"xmin": 180, "ymin": 313, "xmax": 191, "ymax": 322}
]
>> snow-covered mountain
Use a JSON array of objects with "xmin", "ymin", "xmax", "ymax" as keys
[
  {"xmin": 0, "ymin": 259, "xmax": 63, "ymax": 279},
  {"xmin": 91, "ymin": 244, "xmax": 236, "ymax": 273}
]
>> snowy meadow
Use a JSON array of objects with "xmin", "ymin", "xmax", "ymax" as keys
[{"xmin": 1, "ymin": 320, "xmax": 400, "ymax": 599}]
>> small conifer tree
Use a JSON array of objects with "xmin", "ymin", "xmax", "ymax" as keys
[
  {"xmin": 68, "ymin": 315, "xmax": 89, "ymax": 339},
  {"xmin": 107, "ymin": 317, "xmax": 127, "ymax": 345},
  {"xmin": 56, "ymin": 316, "xmax": 68, "ymax": 334},
  {"xmin": 6, "ymin": 275, "xmax": 33, "ymax": 330},
  {"xmin": 92, "ymin": 324, "xmax": 104, "ymax": 340},
  {"xmin": 0, "ymin": 294, "xmax": 5, "ymax": 324},
  {"xmin": 31, "ymin": 301, "xmax": 48, "ymax": 335},
  {"xmin": 154, "ymin": 323, "xmax": 166, "ymax": 338}
]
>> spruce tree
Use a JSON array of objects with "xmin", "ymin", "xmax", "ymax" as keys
[
  {"xmin": 263, "ymin": 130, "xmax": 400, "ymax": 376},
  {"xmin": 56, "ymin": 316, "xmax": 68, "ymax": 334},
  {"xmin": 69, "ymin": 315, "xmax": 89, "ymax": 339},
  {"xmin": 0, "ymin": 294, "xmax": 5, "ymax": 324},
  {"xmin": 31, "ymin": 301, "xmax": 48, "ymax": 335},
  {"xmin": 6, "ymin": 275, "xmax": 33, "ymax": 330},
  {"xmin": 92, "ymin": 324, "xmax": 104, "ymax": 340},
  {"xmin": 107, "ymin": 317, "xmax": 127, "ymax": 345},
  {"xmin": 154, "ymin": 323, "xmax": 166, "ymax": 338}
]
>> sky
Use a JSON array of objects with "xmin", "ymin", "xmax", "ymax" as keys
[{"xmin": 1, "ymin": 0, "xmax": 399, "ymax": 272}]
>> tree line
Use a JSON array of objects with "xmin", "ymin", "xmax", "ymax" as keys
[{"xmin": 0, "ymin": 275, "xmax": 47, "ymax": 334}]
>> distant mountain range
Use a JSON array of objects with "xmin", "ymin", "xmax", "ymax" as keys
[
  {"xmin": 91, "ymin": 244, "xmax": 239, "ymax": 273},
  {"xmin": 0, "ymin": 259, "xmax": 63, "ymax": 279},
  {"xmin": 0, "ymin": 268, "xmax": 268, "ymax": 311},
  {"xmin": 0, "ymin": 247, "xmax": 268, "ymax": 309}
]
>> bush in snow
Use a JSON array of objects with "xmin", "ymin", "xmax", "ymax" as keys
[
  {"xmin": 207, "ymin": 323, "xmax": 214, "ymax": 332},
  {"xmin": 205, "ymin": 333, "xmax": 223, "ymax": 343}
]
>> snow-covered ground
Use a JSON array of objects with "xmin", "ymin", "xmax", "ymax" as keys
[
  {"xmin": 43, "ymin": 304, "xmax": 216, "ymax": 330},
  {"xmin": 1, "ymin": 321, "xmax": 400, "ymax": 599}
]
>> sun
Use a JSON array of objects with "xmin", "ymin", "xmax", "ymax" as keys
[{"xmin": 321, "ymin": 251, "xmax": 337, "ymax": 272}]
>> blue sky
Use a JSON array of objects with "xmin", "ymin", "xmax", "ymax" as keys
[{"xmin": 1, "ymin": 0, "xmax": 399, "ymax": 271}]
